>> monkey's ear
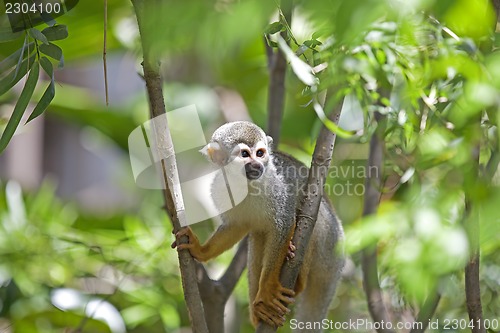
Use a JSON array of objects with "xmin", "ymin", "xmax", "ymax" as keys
[
  {"xmin": 266, "ymin": 136, "xmax": 274, "ymax": 151},
  {"xmin": 200, "ymin": 142, "xmax": 228, "ymax": 165}
]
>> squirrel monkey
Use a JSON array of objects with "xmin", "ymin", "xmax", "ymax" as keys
[{"xmin": 172, "ymin": 121, "xmax": 344, "ymax": 330}]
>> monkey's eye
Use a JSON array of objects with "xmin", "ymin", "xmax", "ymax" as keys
[
  {"xmin": 241, "ymin": 150, "xmax": 250, "ymax": 158},
  {"xmin": 256, "ymin": 149, "xmax": 265, "ymax": 158}
]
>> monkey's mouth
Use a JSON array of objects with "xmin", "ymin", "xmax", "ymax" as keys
[{"xmin": 245, "ymin": 163, "xmax": 264, "ymax": 180}]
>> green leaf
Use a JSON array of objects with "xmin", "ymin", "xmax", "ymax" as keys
[
  {"xmin": 27, "ymin": 58, "xmax": 55, "ymax": 123},
  {"xmin": 40, "ymin": 56, "xmax": 54, "ymax": 77},
  {"xmin": 266, "ymin": 21, "xmax": 284, "ymax": 35},
  {"xmin": 0, "ymin": 61, "xmax": 39, "ymax": 153},
  {"xmin": 13, "ymin": 34, "xmax": 30, "ymax": 79},
  {"xmin": 304, "ymin": 39, "xmax": 321, "ymax": 49},
  {"xmin": 313, "ymin": 101, "xmax": 355, "ymax": 139},
  {"xmin": 0, "ymin": 54, "xmax": 36, "ymax": 96},
  {"xmin": 39, "ymin": 42, "xmax": 63, "ymax": 63},
  {"xmin": 277, "ymin": 36, "xmax": 319, "ymax": 86},
  {"xmin": 26, "ymin": 81, "xmax": 55, "ymax": 123},
  {"xmin": 28, "ymin": 28, "xmax": 49, "ymax": 45},
  {"xmin": 42, "ymin": 25, "xmax": 69, "ymax": 41}
]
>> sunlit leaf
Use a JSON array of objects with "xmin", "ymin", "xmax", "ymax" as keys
[
  {"xmin": 277, "ymin": 35, "xmax": 319, "ymax": 86},
  {"xmin": 313, "ymin": 101, "xmax": 355, "ymax": 138},
  {"xmin": 444, "ymin": 0, "xmax": 495, "ymax": 40},
  {"xmin": 400, "ymin": 167, "xmax": 415, "ymax": 184},
  {"xmin": 266, "ymin": 21, "xmax": 284, "ymax": 35}
]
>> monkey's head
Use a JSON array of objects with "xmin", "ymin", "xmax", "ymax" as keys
[{"xmin": 200, "ymin": 121, "xmax": 273, "ymax": 181}]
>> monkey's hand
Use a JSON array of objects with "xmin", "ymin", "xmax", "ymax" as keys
[
  {"xmin": 171, "ymin": 227, "xmax": 206, "ymax": 261},
  {"xmin": 253, "ymin": 283, "xmax": 295, "ymax": 327},
  {"xmin": 286, "ymin": 240, "xmax": 296, "ymax": 260}
]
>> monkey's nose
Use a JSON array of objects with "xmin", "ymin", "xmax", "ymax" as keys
[{"xmin": 245, "ymin": 163, "xmax": 264, "ymax": 180}]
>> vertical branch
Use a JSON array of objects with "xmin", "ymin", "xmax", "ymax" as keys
[
  {"xmin": 197, "ymin": 237, "xmax": 249, "ymax": 333},
  {"xmin": 465, "ymin": 236, "xmax": 485, "ymax": 333},
  {"xmin": 465, "ymin": 4, "xmax": 499, "ymax": 328},
  {"xmin": 361, "ymin": 113, "xmax": 395, "ymax": 333},
  {"xmin": 103, "ymin": 0, "xmax": 109, "ymax": 106},
  {"xmin": 131, "ymin": 1, "xmax": 208, "ymax": 332},
  {"xmin": 266, "ymin": 0, "xmax": 293, "ymax": 145},
  {"xmin": 465, "ymin": 141, "xmax": 485, "ymax": 333},
  {"xmin": 256, "ymin": 98, "xmax": 343, "ymax": 333},
  {"xmin": 409, "ymin": 292, "xmax": 441, "ymax": 333}
]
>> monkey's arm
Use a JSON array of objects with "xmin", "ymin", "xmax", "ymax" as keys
[{"xmin": 172, "ymin": 223, "xmax": 248, "ymax": 262}]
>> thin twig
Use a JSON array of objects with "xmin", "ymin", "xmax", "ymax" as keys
[{"xmin": 103, "ymin": 0, "xmax": 109, "ymax": 106}]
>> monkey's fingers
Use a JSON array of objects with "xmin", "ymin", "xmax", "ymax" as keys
[
  {"xmin": 278, "ymin": 286, "xmax": 295, "ymax": 298},
  {"xmin": 254, "ymin": 303, "xmax": 286, "ymax": 327},
  {"xmin": 271, "ymin": 287, "xmax": 294, "ymax": 313},
  {"xmin": 175, "ymin": 227, "xmax": 193, "ymax": 238},
  {"xmin": 175, "ymin": 243, "xmax": 195, "ymax": 251},
  {"xmin": 172, "ymin": 227, "xmax": 193, "ymax": 249},
  {"xmin": 271, "ymin": 299, "xmax": 291, "ymax": 315}
]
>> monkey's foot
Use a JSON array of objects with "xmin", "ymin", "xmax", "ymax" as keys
[
  {"xmin": 253, "ymin": 285, "xmax": 295, "ymax": 327},
  {"xmin": 171, "ymin": 227, "xmax": 205, "ymax": 261},
  {"xmin": 286, "ymin": 240, "xmax": 296, "ymax": 260}
]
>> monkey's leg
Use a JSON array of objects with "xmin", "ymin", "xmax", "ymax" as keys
[
  {"xmin": 252, "ymin": 227, "xmax": 296, "ymax": 327},
  {"xmin": 248, "ymin": 233, "xmax": 264, "ymax": 327},
  {"xmin": 173, "ymin": 223, "xmax": 248, "ymax": 262}
]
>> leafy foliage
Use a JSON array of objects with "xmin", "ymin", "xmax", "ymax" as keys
[{"xmin": 0, "ymin": 23, "xmax": 68, "ymax": 152}]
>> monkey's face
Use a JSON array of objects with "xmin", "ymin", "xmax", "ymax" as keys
[
  {"xmin": 200, "ymin": 122, "xmax": 274, "ymax": 181},
  {"xmin": 201, "ymin": 139, "xmax": 271, "ymax": 181},
  {"xmin": 232, "ymin": 141, "xmax": 269, "ymax": 180}
]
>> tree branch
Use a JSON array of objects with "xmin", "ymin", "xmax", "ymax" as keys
[
  {"xmin": 256, "ymin": 97, "xmax": 343, "ymax": 333},
  {"xmin": 197, "ymin": 237, "xmax": 248, "ymax": 333},
  {"xmin": 361, "ymin": 112, "xmax": 395, "ymax": 333},
  {"xmin": 219, "ymin": 237, "xmax": 249, "ymax": 293},
  {"xmin": 266, "ymin": 0, "xmax": 293, "ymax": 145},
  {"xmin": 465, "ymin": 139, "xmax": 485, "ymax": 333},
  {"xmin": 465, "ymin": 253, "xmax": 485, "ymax": 333},
  {"xmin": 409, "ymin": 292, "xmax": 441, "ymax": 333},
  {"xmin": 131, "ymin": 1, "xmax": 208, "ymax": 332}
]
